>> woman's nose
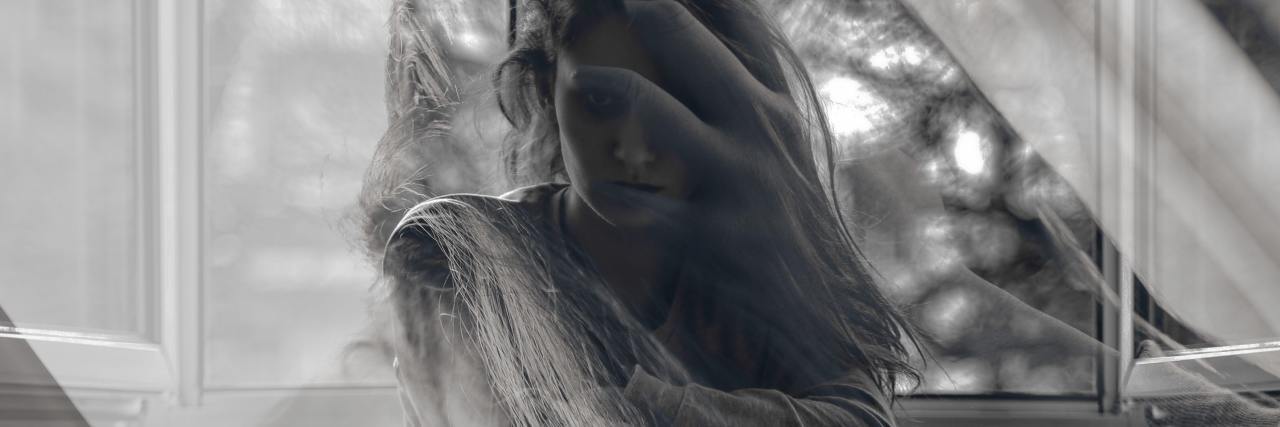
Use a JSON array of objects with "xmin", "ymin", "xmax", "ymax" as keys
[{"xmin": 614, "ymin": 126, "xmax": 656, "ymax": 175}]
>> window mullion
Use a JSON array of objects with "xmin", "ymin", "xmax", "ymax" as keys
[
  {"xmin": 1095, "ymin": 0, "xmax": 1153, "ymax": 413},
  {"xmin": 155, "ymin": 0, "xmax": 204, "ymax": 407}
]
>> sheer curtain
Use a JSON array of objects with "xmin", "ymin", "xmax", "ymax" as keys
[{"xmin": 902, "ymin": 0, "xmax": 1280, "ymax": 352}]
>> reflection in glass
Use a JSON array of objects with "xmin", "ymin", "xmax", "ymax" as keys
[
  {"xmin": 771, "ymin": 0, "xmax": 1097, "ymax": 395},
  {"xmin": 202, "ymin": 0, "xmax": 393, "ymax": 387}
]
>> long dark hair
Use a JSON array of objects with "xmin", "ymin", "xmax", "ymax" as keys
[{"xmin": 493, "ymin": 0, "xmax": 921, "ymax": 398}]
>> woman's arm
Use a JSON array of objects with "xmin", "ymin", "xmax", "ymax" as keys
[{"xmin": 623, "ymin": 366, "xmax": 895, "ymax": 427}]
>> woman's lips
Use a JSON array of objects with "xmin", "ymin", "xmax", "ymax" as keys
[{"xmin": 612, "ymin": 181, "xmax": 664, "ymax": 193}]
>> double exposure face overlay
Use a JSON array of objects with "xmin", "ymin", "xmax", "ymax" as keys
[{"xmin": 553, "ymin": 13, "xmax": 691, "ymax": 227}]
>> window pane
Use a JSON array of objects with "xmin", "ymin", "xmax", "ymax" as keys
[
  {"xmin": 201, "ymin": 0, "xmax": 394, "ymax": 387},
  {"xmin": 1133, "ymin": 0, "xmax": 1280, "ymax": 351},
  {"xmin": 0, "ymin": 1, "xmax": 143, "ymax": 335},
  {"xmin": 773, "ymin": 0, "xmax": 1099, "ymax": 395}
]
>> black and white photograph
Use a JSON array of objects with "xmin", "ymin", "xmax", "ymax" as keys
[{"xmin": 2, "ymin": 0, "xmax": 1280, "ymax": 425}]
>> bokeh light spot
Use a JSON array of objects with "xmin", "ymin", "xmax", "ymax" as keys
[
  {"xmin": 818, "ymin": 76, "xmax": 885, "ymax": 138},
  {"xmin": 953, "ymin": 129, "xmax": 986, "ymax": 175}
]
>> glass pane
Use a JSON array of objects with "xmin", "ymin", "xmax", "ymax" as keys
[
  {"xmin": 202, "ymin": 0, "xmax": 394, "ymax": 387},
  {"xmin": 905, "ymin": 0, "xmax": 1280, "ymax": 403},
  {"xmin": 772, "ymin": 0, "xmax": 1099, "ymax": 395},
  {"xmin": 1135, "ymin": 0, "xmax": 1280, "ymax": 351},
  {"xmin": 0, "ymin": 1, "xmax": 143, "ymax": 335}
]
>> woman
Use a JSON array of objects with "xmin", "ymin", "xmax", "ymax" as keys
[{"xmin": 369, "ymin": 0, "xmax": 919, "ymax": 425}]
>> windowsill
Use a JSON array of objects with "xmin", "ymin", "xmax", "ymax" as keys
[
  {"xmin": 894, "ymin": 397, "xmax": 1141, "ymax": 426},
  {"xmin": 0, "ymin": 331, "xmax": 171, "ymax": 393},
  {"xmin": 1128, "ymin": 340, "xmax": 1280, "ymax": 397}
]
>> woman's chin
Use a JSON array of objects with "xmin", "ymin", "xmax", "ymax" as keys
[{"xmin": 585, "ymin": 183, "xmax": 685, "ymax": 230}]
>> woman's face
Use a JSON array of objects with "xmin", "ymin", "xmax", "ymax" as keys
[{"xmin": 553, "ymin": 14, "xmax": 691, "ymax": 227}]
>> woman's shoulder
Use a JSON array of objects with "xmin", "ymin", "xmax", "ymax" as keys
[
  {"xmin": 393, "ymin": 182, "xmax": 565, "ymax": 230},
  {"xmin": 497, "ymin": 182, "xmax": 568, "ymax": 206},
  {"xmin": 406, "ymin": 182, "xmax": 563, "ymax": 214},
  {"xmin": 384, "ymin": 183, "xmax": 568, "ymax": 263}
]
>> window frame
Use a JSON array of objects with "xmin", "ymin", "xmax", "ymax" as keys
[
  {"xmin": 0, "ymin": 0, "xmax": 186, "ymax": 420},
  {"xmin": 0, "ymin": 0, "xmax": 171, "ymax": 391},
  {"xmin": 4, "ymin": 2, "xmax": 401, "ymax": 422}
]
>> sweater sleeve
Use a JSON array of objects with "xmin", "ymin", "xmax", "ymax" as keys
[{"xmin": 622, "ymin": 365, "xmax": 895, "ymax": 427}]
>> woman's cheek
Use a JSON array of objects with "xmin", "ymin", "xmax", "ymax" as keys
[{"xmin": 562, "ymin": 117, "xmax": 619, "ymax": 176}]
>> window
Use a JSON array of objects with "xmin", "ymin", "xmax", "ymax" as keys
[
  {"xmin": 0, "ymin": 2, "xmax": 171, "ymax": 407},
  {"xmin": 1134, "ymin": 0, "xmax": 1280, "ymax": 350},
  {"xmin": 907, "ymin": 0, "xmax": 1280, "ymax": 422},
  {"xmin": 1, "ymin": 1, "xmax": 147, "ymax": 337},
  {"xmin": 2, "ymin": 0, "xmax": 401, "ymax": 424},
  {"xmin": 781, "ymin": 0, "xmax": 1102, "ymax": 397},
  {"xmin": 1123, "ymin": 0, "xmax": 1280, "ymax": 401},
  {"xmin": 201, "ymin": 0, "xmax": 391, "ymax": 389}
]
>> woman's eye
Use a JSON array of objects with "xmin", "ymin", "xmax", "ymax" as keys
[
  {"xmin": 579, "ymin": 90, "xmax": 626, "ymax": 118},
  {"xmin": 586, "ymin": 92, "xmax": 614, "ymax": 107}
]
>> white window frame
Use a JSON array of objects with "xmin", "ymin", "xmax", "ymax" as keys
[
  {"xmin": 0, "ymin": 0, "xmax": 194, "ymax": 421},
  {"xmin": 154, "ymin": 0, "xmax": 205, "ymax": 407},
  {"xmin": 6, "ymin": 1, "xmax": 401, "ymax": 424},
  {"xmin": 1093, "ymin": 0, "xmax": 1152, "ymax": 413}
]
